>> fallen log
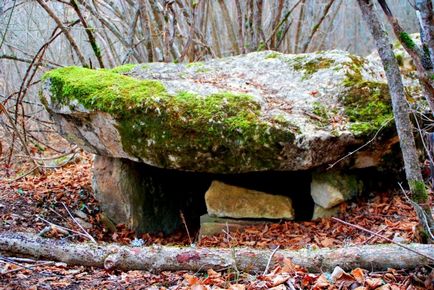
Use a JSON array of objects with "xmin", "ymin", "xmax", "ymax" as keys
[{"xmin": 0, "ymin": 232, "xmax": 432, "ymax": 273}]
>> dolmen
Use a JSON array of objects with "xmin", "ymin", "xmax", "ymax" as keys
[{"xmin": 40, "ymin": 48, "xmax": 422, "ymax": 234}]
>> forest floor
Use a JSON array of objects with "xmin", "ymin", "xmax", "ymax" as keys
[{"xmin": 0, "ymin": 148, "xmax": 433, "ymax": 289}]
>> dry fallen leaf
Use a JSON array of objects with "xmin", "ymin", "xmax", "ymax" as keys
[
  {"xmin": 229, "ymin": 284, "xmax": 245, "ymax": 290},
  {"xmin": 351, "ymin": 268, "xmax": 366, "ymax": 284},
  {"xmin": 313, "ymin": 273, "xmax": 330, "ymax": 288},
  {"xmin": 366, "ymin": 278, "xmax": 383, "ymax": 288},
  {"xmin": 374, "ymin": 284, "xmax": 391, "ymax": 290},
  {"xmin": 269, "ymin": 285, "xmax": 286, "ymax": 290},
  {"xmin": 191, "ymin": 284, "xmax": 207, "ymax": 290}
]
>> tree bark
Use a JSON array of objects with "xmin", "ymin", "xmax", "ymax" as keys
[
  {"xmin": 415, "ymin": 0, "xmax": 434, "ymax": 65},
  {"xmin": 301, "ymin": 0, "xmax": 336, "ymax": 53},
  {"xmin": 357, "ymin": 0, "xmax": 434, "ymax": 240},
  {"xmin": 36, "ymin": 0, "xmax": 87, "ymax": 67},
  {"xmin": 70, "ymin": 0, "xmax": 105, "ymax": 68},
  {"xmin": 377, "ymin": 0, "xmax": 434, "ymax": 113},
  {"xmin": 0, "ymin": 232, "xmax": 433, "ymax": 273}
]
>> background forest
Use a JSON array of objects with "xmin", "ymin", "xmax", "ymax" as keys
[{"xmin": 0, "ymin": 1, "xmax": 433, "ymax": 289}]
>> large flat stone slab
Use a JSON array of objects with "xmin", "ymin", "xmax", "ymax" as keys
[
  {"xmin": 205, "ymin": 181, "xmax": 294, "ymax": 219},
  {"xmin": 40, "ymin": 50, "xmax": 421, "ymax": 173}
]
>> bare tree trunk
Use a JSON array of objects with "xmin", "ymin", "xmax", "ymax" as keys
[
  {"xmin": 209, "ymin": 1, "xmax": 222, "ymax": 57},
  {"xmin": 377, "ymin": 0, "xmax": 434, "ymax": 113},
  {"xmin": 218, "ymin": 0, "xmax": 240, "ymax": 54},
  {"xmin": 357, "ymin": 0, "xmax": 434, "ymax": 241},
  {"xmin": 301, "ymin": 0, "xmax": 336, "ymax": 52},
  {"xmin": 294, "ymin": 0, "xmax": 306, "ymax": 53},
  {"xmin": 415, "ymin": 0, "xmax": 434, "ymax": 65},
  {"xmin": 269, "ymin": 0, "xmax": 284, "ymax": 50},
  {"xmin": 0, "ymin": 232, "xmax": 433, "ymax": 273},
  {"xmin": 70, "ymin": 0, "xmax": 105, "ymax": 68},
  {"xmin": 254, "ymin": 0, "xmax": 265, "ymax": 48},
  {"xmin": 35, "ymin": 0, "xmax": 87, "ymax": 67},
  {"xmin": 234, "ymin": 0, "xmax": 245, "ymax": 54}
]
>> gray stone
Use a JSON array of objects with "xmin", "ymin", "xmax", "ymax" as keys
[
  {"xmin": 75, "ymin": 217, "xmax": 93, "ymax": 229},
  {"xmin": 41, "ymin": 50, "xmax": 421, "ymax": 173},
  {"xmin": 312, "ymin": 204, "xmax": 340, "ymax": 220},
  {"xmin": 92, "ymin": 156, "xmax": 146, "ymax": 232},
  {"xmin": 310, "ymin": 171, "xmax": 363, "ymax": 209},
  {"xmin": 92, "ymin": 155, "xmax": 209, "ymax": 234},
  {"xmin": 205, "ymin": 181, "xmax": 294, "ymax": 219},
  {"xmin": 199, "ymin": 214, "xmax": 269, "ymax": 237}
]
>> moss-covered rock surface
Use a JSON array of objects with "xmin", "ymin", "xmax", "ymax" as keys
[{"xmin": 41, "ymin": 50, "xmax": 423, "ymax": 173}]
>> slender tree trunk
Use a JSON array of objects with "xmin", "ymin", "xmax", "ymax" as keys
[
  {"xmin": 234, "ymin": 0, "xmax": 245, "ymax": 54},
  {"xmin": 357, "ymin": 0, "xmax": 434, "ymax": 241},
  {"xmin": 301, "ymin": 0, "xmax": 336, "ymax": 53},
  {"xmin": 269, "ymin": 0, "xmax": 284, "ymax": 50},
  {"xmin": 218, "ymin": 0, "xmax": 240, "ymax": 54},
  {"xmin": 209, "ymin": 1, "xmax": 222, "ymax": 57},
  {"xmin": 36, "ymin": 0, "xmax": 87, "ymax": 67},
  {"xmin": 294, "ymin": 0, "xmax": 306, "ymax": 53},
  {"xmin": 377, "ymin": 0, "xmax": 434, "ymax": 113},
  {"xmin": 70, "ymin": 0, "xmax": 105, "ymax": 68},
  {"xmin": 415, "ymin": 0, "xmax": 434, "ymax": 65}
]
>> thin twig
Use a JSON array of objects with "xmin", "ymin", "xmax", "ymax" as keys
[
  {"xmin": 0, "ymin": 255, "xmax": 52, "ymax": 276},
  {"xmin": 4, "ymin": 166, "xmax": 39, "ymax": 182},
  {"xmin": 36, "ymin": 216, "xmax": 90, "ymax": 239},
  {"xmin": 2, "ymin": 261, "xmax": 54, "ymax": 275},
  {"xmin": 42, "ymin": 152, "xmax": 78, "ymax": 168},
  {"xmin": 35, "ymin": 0, "xmax": 87, "ymax": 66},
  {"xmin": 0, "ymin": 0, "xmax": 16, "ymax": 50},
  {"xmin": 328, "ymin": 117, "xmax": 393, "ymax": 169},
  {"xmin": 332, "ymin": 217, "xmax": 434, "ymax": 262},
  {"xmin": 361, "ymin": 225, "xmax": 388, "ymax": 245},
  {"xmin": 287, "ymin": 279, "xmax": 297, "ymax": 290},
  {"xmin": 263, "ymin": 245, "xmax": 280, "ymax": 275},
  {"xmin": 179, "ymin": 211, "xmax": 192, "ymax": 245},
  {"xmin": 398, "ymin": 183, "xmax": 434, "ymax": 241},
  {"xmin": 61, "ymin": 203, "xmax": 96, "ymax": 243},
  {"xmin": 0, "ymin": 103, "xmax": 42, "ymax": 173},
  {"xmin": 15, "ymin": 146, "xmax": 78, "ymax": 161}
]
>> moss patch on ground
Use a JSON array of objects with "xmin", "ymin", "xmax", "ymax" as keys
[{"xmin": 43, "ymin": 67, "xmax": 297, "ymax": 172}]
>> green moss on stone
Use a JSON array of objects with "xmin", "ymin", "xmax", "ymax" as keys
[
  {"xmin": 409, "ymin": 179, "xmax": 428, "ymax": 203},
  {"xmin": 340, "ymin": 57, "xmax": 393, "ymax": 135},
  {"xmin": 43, "ymin": 66, "xmax": 166, "ymax": 112},
  {"xmin": 290, "ymin": 56, "xmax": 335, "ymax": 79},
  {"xmin": 265, "ymin": 52, "xmax": 281, "ymax": 59},
  {"xmin": 186, "ymin": 62, "xmax": 204, "ymax": 68},
  {"xmin": 312, "ymin": 101, "xmax": 328, "ymax": 119},
  {"xmin": 399, "ymin": 32, "xmax": 416, "ymax": 49},
  {"xmin": 395, "ymin": 53, "xmax": 404, "ymax": 67},
  {"xmin": 43, "ymin": 67, "xmax": 296, "ymax": 172},
  {"xmin": 313, "ymin": 171, "xmax": 363, "ymax": 200},
  {"xmin": 312, "ymin": 101, "xmax": 331, "ymax": 127},
  {"xmin": 185, "ymin": 62, "xmax": 210, "ymax": 73},
  {"xmin": 110, "ymin": 64, "xmax": 139, "ymax": 74}
]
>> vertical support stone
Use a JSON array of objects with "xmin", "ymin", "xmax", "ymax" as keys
[
  {"xmin": 92, "ymin": 155, "xmax": 146, "ymax": 233},
  {"xmin": 92, "ymin": 156, "xmax": 209, "ymax": 234},
  {"xmin": 310, "ymin": 171, "xmax": 363, "ymax": 210}
]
